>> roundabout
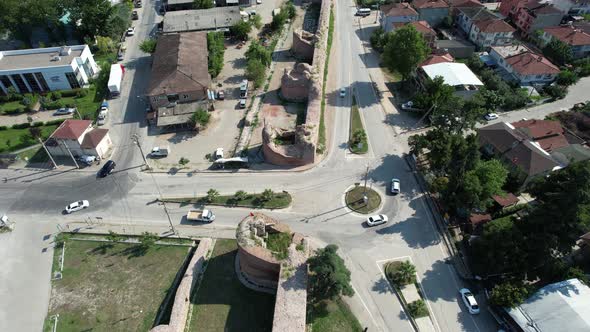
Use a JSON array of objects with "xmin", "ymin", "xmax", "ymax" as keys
[{"xmin": 344, "ymin": 185, "xmax": 382, "ymax": 215}]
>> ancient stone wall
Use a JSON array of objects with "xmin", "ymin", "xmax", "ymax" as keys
[
  {"xmin": 291, "ymin": 29, "xmax": 315, "ymax": 61},
  {"xmin": 280, "ymin": 63, "xmax": 313, "ymax": 102}
]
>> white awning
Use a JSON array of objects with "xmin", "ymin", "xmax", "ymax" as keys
[{"xmin": 421, "ymin": 62, "xmax": 483, "ymax": 87}]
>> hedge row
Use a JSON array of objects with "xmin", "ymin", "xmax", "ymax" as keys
[{"xmin": 0, "ymin": 118, "xmax": 65, "ymax": 131}]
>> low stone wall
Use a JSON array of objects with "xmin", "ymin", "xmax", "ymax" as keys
[
  {"xmin": 150, "ymin": 238, "xmax": 212, "ymax": 332},
  {"xmin": 280, "ymin": 63, "xmax": 313, "ymax": 102},
  {"xmin": 238, "ymin": 245, "xmax": 281, "ymax": 290},
  {"xmin": 291, "ymin": 29, "xmax": 315, "ymax": 61}
]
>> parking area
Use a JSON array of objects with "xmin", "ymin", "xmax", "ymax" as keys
[{"xmin": 0, "ymin": 110, "xmax": 72, "ymax": 127}]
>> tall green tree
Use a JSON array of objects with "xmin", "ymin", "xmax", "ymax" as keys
[
  {"xmin": 246, "ymin": 59, "xmax": 266, "ymax": 88},
  {"xmin": 489, "ymin": 281, "xmax": 531, "ymax": 308},
  {"xmin": 65, "ymin": 0, "xmax": 114, "ymax": 40},
  {"xmin": 207, "ymin": 32, "xmax": 225, "ymax": 77},
  {"xmin": 543, "ymin": 39, "xmax": 573, "ymax": 65},
  {"xmin": 230, "ymin": 20, "xmax": 252, "ymax": 41},
  {"xmin": 456, "ymin": 159, "xmax": 508, "ymax": 210},
  {"xmin": 382, "ymin": 25, "xmax": 429, "ymax": 80},
  {"xmin": 0, "ymin": 0, "xmax": 63, "ymax": 42},
  {"xmin": 245, "ymin": 41, "xmax": 272, "ymax": 67},
  {"xmin": 194, "ymin": 0, "xmax": 214, "ymax": 9},
  {"xmin": 308, "ymin": 244, "xmax": 354, "ymax": 302}
]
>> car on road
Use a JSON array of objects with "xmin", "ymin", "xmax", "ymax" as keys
[
  {"xmin": 484, "ymin": 113, "xmax": 499, "ymax": 121},
  {"xmin": 132, "ymin": 10, "xmax": 138, "ymax": 20},
  {"xmin": 239, "ymin": 98, "xmax": 247, "ymax": 108},
  {"xmin": 214, "ymin": 148, "xmax": 224, "ymax": 160},
  {"xmin": 65, "ymin": 200, "xmax": 89, "ymax": 214},
  {"xmin": 340, "ymin": 87, "xmax": 346, "ymax": 97},
  {"xmin": 459, "ymin": 288, "xmax": 480, "ymax": 314},
  {"xmin": 401, "ymin": 101, "xmax": 414, "ymax": 110},
  {"xmin": 391, "ymin": 178, "xmax": 400, "ymax": 195},
  {"xmin": 117, "ymin": 50, "xmax": 125, "ymax": 61},
  {"xmin": 53, "ymin": 108, "xmax": 75, "ymax": 116},
  {"xmin": 365, "ymin": 214, "xmax": 388, "ymax": 227},
  {"xmin": 126, "ymin": 27, "xmax": 135, "ymax": 36},
  {"xmin": 78, "ymin": 155, "xmax": 97, "ymax": 166},
  {"xmin": 98, "ymin": 160, "xmax": 116, "ymax": 178},
  {"xmin": 217, "ymin": 90, "xmax": 225, "ymax": 100},
  {"xmin": 134, "ymin": 0, "xmax": 142, "ymax": 8}
]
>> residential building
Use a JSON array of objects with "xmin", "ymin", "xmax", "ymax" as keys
[
  {"xmin": 411, "ymin": 0, "xmax": 449, "ymax": 27},
  {"xmin": 435, "ymin": 39, "xmax": 475, "ymax": 58},
  {"xmin": 456, "ymin": 7, "xmax": 515, "ymax": 49},
  {"xmin": 541, "ymin": 25, "xmax": 590, "ymax": 59},
  {"xmin": 417, "ymin": 62, "xmax": 483, "ymax": 98},
  {"xmin": 568, "ymin": 0, "xmax": 590, "ymax": 15},
  {"xmin": 506, "ymin": 279, "xmax": 590, "ymax": 332},
  {"xmin": 163, "ymin": 7, "xmax": 243, "ymax": 33},
  {"xmin": 45, "ymin": 120, "xmax": 112, "ymax": 159},
  {"xmin": 445, "ymin": 0, "xmax": 484, "ymax": 16},
  {"xmin": 420, "ymin": 50, "xmax": 455, "ymax": 66},
  {"xmin": 0, "ymin": 45, "xmax": 98, "ymax": 95},
  {"xmin": 489, "ymin": 45, "xmax": 560, "ymax": 85},
  {"xmin": 164, "ymin": 0, "xmax": 194, "ymax": 11},
  {"xmin": 147, "ymin": 32, "xmax": 211, "ymax": 127},
  {"xmin": 501, "ymin": 0, "xmax": 565, "ymax": 37},
  {"xmin": 380, "ymin": 3, "xmax": 419, "ymax": 32},
  {"xmin": 393, "ymin": 20, "xmax": 437, "ymax": 48}
]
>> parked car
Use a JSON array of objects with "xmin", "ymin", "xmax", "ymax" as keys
[
  {"xmin": 117, "ymin": 50, "xmax": 124, "ymax": 61},
  {"xmin": 132, "ymin": 10, "xmax": 138, "ymax": 20},
  {"xmin": 54, "ymin": 108, "xmax": 75, "ymax": 116},
  {"xmin": 217, "ymin": 90, "xmax": 225, "ymax": 100},
  {"xmin": 484, "ymin": 113, "xmax": 499, "ymax": 121},
  {"xmin": 257, "ymin": 0, "xmax": 262, "ymax": 3},
  {"xmin": 150, "ymin": 147, "xmax": 169, "ymax": 158},
  {"xmin": 78, "ymin": 155, "xmax": 97, "ymax": 166},
  {"xmin": 126, "ymin": 27, "xmax": 135, "ymax": 36},
  {"xmin": 340, "ymin": 87, "xmax": 346, "ymax": 97},
  {"xmin": 239, "ymin": 98, "xmax": 247, "ymax": 108},
  {"xmin": 65, "ymin": 200, "xmax": 89, "ymax": 214},
  {"xmin": 401, "ymin": 101, "xmax": 414, "ymax": 110},
  {"xmin": 214, "ymin": 148, "xmax": 224, "ymax": 160},
  {"xmin": 98, "ymin": 160, "xmax": 116, "ymax": 178},
  {"xmin": 391, "ymin": 178, "xmax": 400, "ymax": 195},
  {"xmin": 134, "ymin": 0, "xmax": 142, "ymax": 8},
  {"xmin": 459, "ymin": 288, "xmax": 480, "ymax": 314},
  {"xmin": 366, "ymin": 214, "xmax": 388, "ymax": 227}
]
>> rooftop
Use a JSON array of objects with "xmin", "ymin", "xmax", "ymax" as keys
[
  {"xmin": 163, "ymin": 7, "xmax": 242, "ymax": 33},
  {"xmin": 381, "ymin": 2, "xmax": 419, "ymax": 17},
  {"xmin": 421, "ymin": 62, "xmax": 483, "ymax": 87},
  {"xmin": 412, "ymin": 0, "xmax": 449, "ymax": 9},
  {"xmin": 393, "ymin": 20, "xmax": 437, "ymax": 36},
  {"xmin": 167, "ymin": 0, "xmax": 194, "ymax": 5},
  {"xmin": 474, "ymin": 18, "xmax": 515, "ymax": 33},
  {"xmin": 507, "ymin": 279, "xmax": 590, "ymax": 332},
  {"xmin": 0, "ymin": 45, "xmax": 87, "ymax": 72},
  {"xmin": 458, "ymin": 6, "xmax": 499, "ymax": 21},
  {"xmin": 543, "ymin": 25, "xmax": 590, "ymax": 46},
  {"xmin": 420, "ymin": 52, "xmax": 455, "ymax": 66},
  {"xmin": 524, "ymin": 0, "xmax": 563, "ymax": 15},
  {"xmin": 81, "ymin": 128, "xmax": 109, "ymax": 149},
  {"xmin": 491, "ymin": 44, "xmax": 530, "ymax": 58},
  {"xmin": 492, "ymin": 193, "xmax": 519, "ymax": 207},
  {"xmin": 51, "ymin": 120, "xmax": 91, "ymax": 140},
  {"xmin": 512, "ymin": 119, "xmax": 569, "ymax": 152},
  {"xmin": 505, "ymin": 51, "xmax": 560, "ymax": 75},
  {"xmin": 445, "ymin": 0, "xmax": 484, "ymax": 8},
  {"xmin": 147, "ymin": 32, "xmax": 210, "ymax": 96}
]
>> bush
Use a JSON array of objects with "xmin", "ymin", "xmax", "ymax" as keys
[
  {"xmin": 407, "ymin": 300, "xmax": 429, "ymax": 318},
  {"xmin": 385, "ymin": 261, "xmax": 416, "ymax": 285},
  {"xmin": 4, "ymin": 108, "xmax": 25, "ymax": 115},
  {"xmin": 76, "ymin": 89, "xmax": 88, "ymax": 97},
  {"xmin": 139, "ymin": 39, "xmax": 158, "ymax": 53},
  {"xmin": 12, "ymin": 123, "xmax": 31, "ymax": 129},
  {"xmin": 544, "ymin": 84, "xmax": 567, "ymax": 100},
  {"xmin": 45, "ymin": 119, "xmax": 66, "ymax": 126},
  {"xmin": 60, "ymin": 89, "xmax": 79, "ymax": 98},
  {"xmin": 207, "ymin": 32, "xmax": 225, "ymax": 78},
  {"xmin": 179, "ymin": 157, "xmax": 190, "ymax": 166},
  {"xmin": 51, "ymin": 91, "xmax": 62, "ymax": 100},
  {"xmin": 191, "ymin": 108, "xmax": 211, "ymax": 127},
  {"xmin": 42, "ymin": 100, "xmax": 64, "ymax": 110},
  {"xmin": 32, "ymin": 121, "xmax": 44, "ymax": 127},
  {"xmin": 0, "ymin": 126, "xmax": 7, "ymax": 131},
  {"xmin": 370, "ymin": 27, "xmax": 386, "ymax": 52},
  {"xmin": 246, "ymin": 58, "xmax": 266, "ymax": 88},
  {"xmin": 230, "ymin": 20, "xmax": 252, "ymax": 41},
  {"xmin": 557, "ymin": 70, "xmax": 579, "ymax": 86}
]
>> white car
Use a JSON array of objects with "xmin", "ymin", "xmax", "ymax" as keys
[
  {"xmin": 65, "ymin": 200, "xmax": 89, "ymax": 214},
  {"xmin": 484, "ymin": 113, "xmax": 499, "ymax": 121},
  {"xmin": 401, "ymin": 101, "xmax": 414, "ymax": 110},
  {"xmin": 78, "ymin": 155, "xmax": 97, "ymax": 166},
  {"xmin": 340, "ymin": 88, "xmax": 346, "ymax": 97},
  {"xmin": 366, "ymin": 214, "xmax": 388, "ymax": 227},
  {"xmin": 256, "ymin": 0, "xmax": 262, "ymax": 3},
  {"xmin": 391, "ymin": 178, "xmax": 400, "ymax": 195},
  {"xmin": 459, "ymin": 288, "xmax": 480, "ymax": 314},
  {"xmin": 54, "ymin": 108, "xmax": 75, "ymax": 116},
  {"xmin": 214, "ymin": 147, "xmax": 224, "ymax": 160},
  {"xmin": 126, "ymin": 27, "xmax": 135, "ymax": 36}
]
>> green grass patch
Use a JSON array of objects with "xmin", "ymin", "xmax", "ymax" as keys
[
  {"xmin": 317, "ymin": 6, "xmax": 335, "ymax": 154},
  {"xmin": 307, "ymin": 298, "xmax": 363, "ymax": 332},
  {"xmin": 161, "ymin": 191, "xmax": 292, "ymax": 209},
  {"xmin": 0, "ymin": 125, "xmax": 58, "ymax": 153},
  {"xmin": 349, "ymin": 96, "xmax": 368, "ymax": 154},
  {"xmin": 17, "ymin": 146, "xmax": 49, "ymax": 163},
  {"xmin": 44, "ymin": 240, "xmax": 190, "ymax": 332},
  {"xmin": 189, "ymin": 239, "xmax": 275, "ymax": 331},
  {"xmin": 63, "ymin": 85, "xmax": 102, "ymax": 120},
  {"xmin": 345, "ymin": 185, "xmax": 381, "ymax": 214},
  {"xmin": 266, "ymin": 232, "xmax": 292, "ymax": 260}
]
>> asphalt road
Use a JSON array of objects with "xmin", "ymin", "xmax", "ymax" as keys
[{"xmin": 2, "ymin": 0, "xmax": 590, "ymax": 331}]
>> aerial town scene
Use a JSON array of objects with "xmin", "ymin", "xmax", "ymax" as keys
[{"xmin": 1, "ymin": 0, "xmax": 590, "ymax": 331}]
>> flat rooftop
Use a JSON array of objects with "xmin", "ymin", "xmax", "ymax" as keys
[
  {"xmin": 0, "ymin": 45, "xmax": 86, "ymax": 71},
  {"xmin": 163, "ymin": 7, "xmax": 242, "ymax": 33},
  {"xmin": 491, "ymin": 44, "xmax": 529, "ymax": 58},
  {"xmin": 167, "ymin": 0, "xmax": 193, "ymax": 5}
]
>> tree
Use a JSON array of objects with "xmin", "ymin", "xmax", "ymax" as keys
[
  {"xmin": 382, "ymin": 25, "xmax": 429, "ymax": 80},
  {"xmin": 179, "ymin": 157, "xmax": 190, "ymax": 166},
  {"xmin": 139, "ymin": 38, "xmax": 157, "ymax": 53},
  {"xmin": 207, "ymin": 32, "xmax": 225, "ymax": 77},
  {"xmin": 386, "ymin": 261, "xmax": 416, "ymax": 285},
  {"xmin": 557, "ymin": 70, "xmax": 579, "ymax": 86},
  {"xmin": 28, "ymin": 127, "xmax": 42, "ymax": 139},
  {"xmin": 351, "ymin": 129, "xmax": 367, "ymax": 145},
  {"xmin": 139, "ymin": 232, "xmax": 159, "ymax": 249},
  {"xmin": 284, "ymin": 2, "xmax": 296, "ymax": 19},
  {"xmin": 544, "ymin": 84, "xmax": 567, "ymax": 100},
  {"xmin": 190, "ymin": 108, "xmax": 210, "ymax": 128},
  {"xmin": 230, "ymin": 20, "xmax": 252, "ymax": 41},
  {"xmin": 0, "ymin": 0, "xmax": 62, "ymax": 43},
  {"xmin": 441, "ymin": 16, "xmax": 453, "ymax": 29},
  {"xmin": 543, "ymin": 39, "xmax": 573, "ymax": 65},
  {"xmin": 234, "ymin": 190, "xmax": 247, "ymax": 201},
  {"xmin": 96, "ymin": 36, "xmax": 115, "ymax": 54},
  {"xmin": 489, "ymin": 281, "xmax": 530, "ymax": 308},
  {"xmin": 245, "ymin": 41, "xmax": 272, "ymax": 67},
  {"xmin": 457, "ymin": 159, "xmax": 508, "ymax": 210},
  {"xmin": 194, "ymin": 0, "xmax": 214, "ymax": 9},
  {"xmin": 251, "ymin": 14, "xmax": 262, "ymax": 29},
  {"xmin": 261, "ymin": 189, "xmax": 274, "ymax": 202},
  {"xmin": 65, "ymin": 0, "xmax": 114, "ymax": 40},
  {"xmin": 271, "ymin": 10, "xmax": 288, "ymax": 31},
  {"xmin": 206, "ymin": 188, "xmax": 219, "ymax": 203},
  {"xmin": 308, "ymin": 244, "xmax": 354, "ymax": 302},
  {"xmin": 246, "ymin": 59, "xmax": 266, "ymax": 88},
  {"xmin": 407, "ymin": 300, "xmax": 429, "ymax": 318},
  {"xmin": 370, "ymin": 27, "xmax": 387, "ymax": 52}
]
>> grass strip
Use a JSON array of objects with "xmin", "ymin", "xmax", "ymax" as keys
[
  {"xmin": 349, "ymin": 95, "xmax": 368, "ymax": 154},
  {"xmin": 161, "ymin": 192, "xmax": 292, "ymax": 210},
  {"xmin": 317, "ymin": 5, "xmax": 335, "ymax": 154}
]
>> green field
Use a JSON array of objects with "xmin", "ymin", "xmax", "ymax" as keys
[
  {"xmin": 162, "ymin": 191, "xmax": 292, "ymax": 210},
  {"xmin": 307, "ymin": 298, "xmax": 363, "ymax": 332},
  {"xmin": 350, "ymin": 96, "xmax": 368, "ymax": 154},
  {"xmin": 0, "ymin": 125, "xmax": 58, "ymax": 153},
  {"xmin": 345, "ymin": 185, "xmax": 382, "ymax": 214}
]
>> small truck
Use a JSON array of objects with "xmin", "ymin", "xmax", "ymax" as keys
[
  {"xmin": 150, "ymin": 146, "xmax": 169, "ymax": 158},
  {"xmin": 186, "ymin": 209, "xmax": 215, "ymax": 223}
]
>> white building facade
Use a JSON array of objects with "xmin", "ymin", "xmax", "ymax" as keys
[{"xmin": 0, "ymin": 45, "xmax": 99, "ymax": 95}]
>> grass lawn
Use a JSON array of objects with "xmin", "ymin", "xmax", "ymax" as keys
[
  {"xmin": 44, "ymin": 240, "xmax": 190, "ymax": 332},
  {"xmin": 162, "ymin": 191, "xmax": 292, "ymax": 209},
  {"xmin": 307, "ymin": 298, "xmax": 363, "ymax": 332},
  {"xmin": 266, "ymin": 232, "xmax": 292, "ymax": 260},
  {"xmin": 381, "ymin": 67, "xmax": 402, "ymax": 83},
  {"xmin": 17, "ymin": 146, "xmax": 49, "ymax": 163},
  {"xmin": 345, "ymin": 185, "xmax": 381, "ymax": 214},
  {"xmin": 349, "ymin": 96, "xmax": 368, "ymax": 154},
  {"xmin": 60, "ymin": 85, "xmax": 102, "ymax": 120},
  {"xmin": 317, "ymin": 7, "xmax": 335, "ymax": 154},
  {"xmin": 0, "ymin": 125, "xmax": 58, "ymax": 152},
  {"xmin": 189, "ymin": 239, "xmax": 275, "ymax": 332}
]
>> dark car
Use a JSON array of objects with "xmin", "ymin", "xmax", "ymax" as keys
[
  {"xmin": 98, "ymin": 160, "xmax": 116, "ymax": 178},
  {"xmin": 132, "ymin": 11, "xmax": 138, "ymax": 20},
  {"xmin": 217, "ymin": 90, "xmax": 225, "ymax": 100}
]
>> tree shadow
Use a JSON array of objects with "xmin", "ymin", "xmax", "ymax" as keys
[{"xmin": 372, "ymin": 276, "xmax": 393, "ymax": 295}]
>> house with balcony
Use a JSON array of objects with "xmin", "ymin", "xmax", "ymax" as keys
[
  {"xmin": 456, "ymin": 7, "xmax": 516, "ymax": 49},
  {"xmin": 411, "ymin": 0, "xmax": 449, "ymax": 27},
  {"xmin": 501, "ymin": 0, "xmax": 564, "ymax": 37},
  {"xmin": 540, "ymin": 25, "xmax": 590, "ymax": 59},
  {"xmin": 380, "ymin": 3, "xmax": 419, "ymax": 32},
  {"xmin": 489, "ymin": 44, "xmax": 560, "ymax": 85}
]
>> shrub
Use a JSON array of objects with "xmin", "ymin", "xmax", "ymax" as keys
[
  {"xmin": 51, "ymin": 91, "xmax": 62, "ymax": 100},
  {"xmin": 557, "ymin": 70, "xmax": 579, "ymax": 86},
  {"xmin": 32, "ymin": 121, "xmax": 44, "ymax": 127},
  {"xmin": 42, "ymin": 100, "xmax": 64, "ymax": 110},
  {"xmin": 139, "ymin": 39, "xmax": 158, "ymax": 53},
  {"xmin": 60, "ymin": 89, "xmax": 80, "ymax": 98},
  {"xmin": 45, "ymin": 119, "xmax": 66, "ymax": 126},
  {"xmin": 0, "ymin": 126, "xmax": 7, "ymax": 131},
  {"xmin": 179, "ymin": 157, "xmax": 190, "ymax": 166},
  {"xmin": 246, "ymin": 58, "xmax": 266, "ymax": 88},
  {"xmin": 76, "ymin": 89, "xmax": 88, "ymax": 97},
  {"xmin": 230, "ymin": 20, "xmax": 252, "ymax": 41},
  {"xmin": 207, "ymin": 32, "xmax": 225, "ymax": 78},
  {"xmin": 407, "ymin": 300, "xmax": 429, "ymax": 318},
  {"xmin": 4, "ymin": 108, "xmax": 25, "ymax": 115},
  {"xmin": 261, "ymin": 188, "xmax": 274, "ymax": 202},
  {"xmin": 234, "ymin": 190, "xmax": 248, "ymax": 201},
  {"xmin": 370, "ymin": 27, "xmax": 386, "ymax": 52},
  {"xmin": 206, "ymin": 188, "xmax": 220, "ymax": 202},
  {"xmin": 385, "ymin": 261, "xmax": 416, "ymax": 285},
  {"xmin": 544, "ymin": 84, "xmax": 567, "ymax": 100},
  {"xmin": 190, "ymin": 108, "xmax": 211, "ymax": 127},
  {"xmin": 12, "ymin": 123, "xmax": 31, "ymax": 129}
]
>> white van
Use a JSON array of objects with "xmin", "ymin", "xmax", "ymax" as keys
[{"xmin": 357, "ymin": 8, "xmax": 371, "ymax": 16}]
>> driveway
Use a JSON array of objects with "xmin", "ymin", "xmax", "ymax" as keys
[{"xmin": 0, "ymin": 109, "xmax": 72, "ymax": 127}]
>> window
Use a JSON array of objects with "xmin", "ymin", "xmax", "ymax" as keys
[
  {"xmin": 182, "ymin": 94, "xmax": 189, "ymax": 99},
  {"xmin": 35, "ymin": 73, "xmax": 50, "ymax": 91},
  {"xmin": 167, "ymin": 94, "xmax": 179, "ymax": 103},
  {"xmin": 83, "ymin": 58, "xmax": 94, "ymax": 77},
  {"xmin": 65, "ymin": 72, "xmax": 80, "ymax": 89},
  {"xmin": 0, "ymin": 75, "xmax": 14, "ymax": 91},
  {"xmin": 11, "ymin": 74, "xmax": 29, "ymax": 93},
  {"xmin": 23, "ymin": 73, "xmax": 41, "ymax": 92}
]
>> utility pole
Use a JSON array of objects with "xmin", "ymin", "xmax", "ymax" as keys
[
  {"xmin": 61, "ymin": 141, "xmax": 79, "ymax": 168},
  {"xmin": 38, "ymin": 137, "xmax": 57, "ymax": 169},
  {"xmin": 131, "ymin": 134, "xmax": 150, "ymax": 170},
  {"xmin": 362, "ymin": 163, "xmax": 369, "ymax": 204}
]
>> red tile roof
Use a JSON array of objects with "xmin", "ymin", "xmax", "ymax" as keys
[
  {"xmin": 395, "ymin": 20, "xmax": 436, "ymax": 36},
  {"xmin": 81, "ymin": 128, "xmax": 109, "ymax": 149},
  {"xmin": 469, "ymin": 213, "xmax": 492, "ymax": 226},
  {"xmin": 475, "ymin": 18, "xmax": 516, "ymax": 33},
  {"xmin": 505, "ymin": 51, "xmax": 560, "ymax": 75},
  {"xmin": 420, "ymin": 52, "xmax": 455, "ymax": 66},
  {"xmin": 512, "ymin": 119, "xmax": 569, "ymax": 152},
  {"xmin": 413, "ymin": 0, "xmax": 449, "ymax": 9},
  {"xmin": 543, "ymin": 26, "xmax": 590, "ymax": 46},
  {"xmin": 51, "ymin": 120, "xmax": 91, "ymax": 140},
  {"xmin": 524, "ymin": 0, "xmax": 562, "ymax": 15},
  {"xmin": 492, "ymin": 193, "xmax": 519, "ymax": 207},
  {"xmin": 381, "ymin": 2, "xmax": 419, "ymax": 17},
  {"xmin": 446, "ymin": 0, "xmax": 484, "ymax": 8}
]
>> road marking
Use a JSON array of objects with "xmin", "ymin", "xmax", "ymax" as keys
[
  {"xmin": 374, "ymin": 260, "xmax": 416, "ymax": 332},
  {"xmin": 350, "ymin": 284, "xmax": 382, "ymax": 330}
]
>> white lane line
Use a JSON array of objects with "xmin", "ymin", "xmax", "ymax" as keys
[
  {"xmin": 351, "ymin": 283, "xmax": 381, "ymax": 330},
  {"xmin": 374, "ymin": 260, "xmax": 415, "ymax": 332}
]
